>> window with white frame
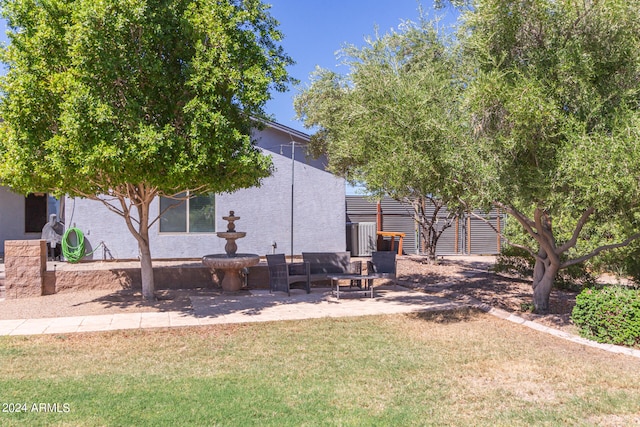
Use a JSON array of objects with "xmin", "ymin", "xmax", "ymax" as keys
[{"xmin": 159, "ymin": 192, "xmax": 215, "ymax": 233}]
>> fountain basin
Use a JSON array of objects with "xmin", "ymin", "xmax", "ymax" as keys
[
  {"xmin": 202, "ymin": 253, "xmax": 260, "ymax": 292},
  {"xmin": 216, "ymin": 232, "xmax": 246, "ymax": 239}
]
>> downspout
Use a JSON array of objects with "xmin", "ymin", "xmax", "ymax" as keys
[
  {"xmin": 376, "ymin": 200, "xmax": 383, "ymax": 250},
  {"xmin": 289, "ymin": 138, "xmax": 295, "ymax": 262}
]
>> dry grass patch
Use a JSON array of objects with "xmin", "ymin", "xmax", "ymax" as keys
[{"xmin": 2, "ymin": 312, "xmax": 640, "ymax": 426}]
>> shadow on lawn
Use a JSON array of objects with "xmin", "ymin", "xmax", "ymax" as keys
[
  {"xmin": 77, "ymin": 282, "xmax": 469, "ymax": 321},
  {"xmin": 409, "ymin": 307, "xmax": 486, "ymax": 324}
]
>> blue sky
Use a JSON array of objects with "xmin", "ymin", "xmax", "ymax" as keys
[
  {"xmin": 0, "ymin": 1, "xmax": 458, "ymax": 133},
  {"xmin": 266, "ymin": 0, "xmax": 458, "ymax": 132}
]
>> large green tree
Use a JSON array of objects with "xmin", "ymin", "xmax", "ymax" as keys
[
  {"xmin": 0, "ymin": 0, "xmax": 293, "ymax": 299},
  {"xmin": 459, "ymin": 0, "xmax": 640, "ymax": 312},
  {"xmin": 295, "ymin": 20, "xmax": 466, "ymax": 260},
  {"xmin": 297, "ymin": 0, "xmax": 640, "ymax": 313}
]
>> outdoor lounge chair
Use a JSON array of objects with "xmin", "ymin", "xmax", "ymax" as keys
[
  {"xmin": 266, "ymin": 254, "xmax": 311, "ymax": 296},
  {"xmin": 367, "ymin": 251, "xmax": 397, "ymax": 287}
]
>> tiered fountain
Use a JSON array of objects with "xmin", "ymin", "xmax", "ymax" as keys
[{"xmin": 202, "ymin": 211, "xmax": 260, "ymax": 292}]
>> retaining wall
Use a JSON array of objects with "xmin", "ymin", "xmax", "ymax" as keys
[{"xmin": 3, "ymin": 240, "xmax": 272, "ymax": 298}]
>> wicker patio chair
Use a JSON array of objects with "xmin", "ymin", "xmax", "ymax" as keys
[
  {"xmin": 266, "ymin": 254, "xmax": 311, "ymax": 296},
  {"xmin": 367, "ymin": 251, "xmax": 397, "ymax": 287}
]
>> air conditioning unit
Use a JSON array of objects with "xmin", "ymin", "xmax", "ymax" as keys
[{"xmin": 350, "ymin": 222, "xmax": 377, "ymax": 256}]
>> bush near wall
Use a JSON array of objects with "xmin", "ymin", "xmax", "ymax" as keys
[{"xmin": 571, "ymin": 286, "xmax": 640, "ymax": 347}]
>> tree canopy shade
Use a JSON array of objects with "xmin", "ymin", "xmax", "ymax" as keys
[
  {"xmin": 294, "ymin": 20, "xmax": 467, "ymax": 259},
  {"xmin": 0, "ymin": 0, "xmax": 294, "ymax": 299},
  {"xmin": 459, "ymin": 0, "xmax": 640, "ymax": 311}
]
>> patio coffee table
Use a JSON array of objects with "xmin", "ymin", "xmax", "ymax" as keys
[{"xmin": 327, "ymin": 274, "xmax": 376, "ymax": 299}]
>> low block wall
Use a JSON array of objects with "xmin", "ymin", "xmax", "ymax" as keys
[
  {"xmin": 3, "ymin": 240, "xmax": 272, "ymax": 297},
  {"xmin": 4, "ymin": 240, "xmax": 47, "ymax": 299},
  {"xmin": 42, "ymin": 265, "xmax": 269, "ymax": 295},
  {"xmin": 44, "ymin": 263, "xmax": 271, "ymax": 294},
  {"xmin": 44, "ymin": 265, "xmax": 221, "ymax": 293}
]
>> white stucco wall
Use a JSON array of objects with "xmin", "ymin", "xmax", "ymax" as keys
[
  {"xmin": 0, "ymin": 187, "xmax": 45, "ymax": 253},
  {"xmin": 63, "ymin": 124, "xmax": 346, "ymax": 260}
]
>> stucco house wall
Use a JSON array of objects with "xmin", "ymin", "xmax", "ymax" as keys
[
  {"xmin": 0, "ymin": 187, "xmax": 61, "ymax": 252},
  {"xmin": 0, "ymin": 186, "xmax": 40, "ymax": 246},
  {"xmin": 63, "ymin": 123, "xmax": 346, "ymax": 260}
]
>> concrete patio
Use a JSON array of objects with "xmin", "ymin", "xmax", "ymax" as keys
[{"xmin": 0, "ymin": 285, "xmax": 464, "ymax": 336}]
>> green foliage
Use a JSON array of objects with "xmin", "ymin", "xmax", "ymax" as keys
[
  {"xmin": 591, "ymin": 242, "xmax": 640, "ymax": 287},
  {"xmin": 553, "ymin": 263, "xmax": 597, "ymax": 292},
  {"xmin": 619, "ymin": 246, "xmax": 640, "ymax": 286},
  {"xmin": 455, "ymin": 0, "xmax": 640, "ymax": 311},
  {"xmin": 0, "ymin": 0, "xmax": 294, "ymax": 296},
  {"xmin": 0, "ymin": 0, "xmax": 294, "ymax": 196},
  {"xmin": 519, "ymin": 302, "xmax": 535, "ymax": 313},
  {"xmin": 493, "ymin": 246, "xmax": 535, "ymax": 277},
  {"xmin": 572, "ymin": 286, "xmax": 640, "ymax": 347},
  {"xmin": 294, "ymin": 17, "xmax": 468, "ymax": 256},
  {"xmin": 294, "ymin": 0, "xmax": 640, "ymax": 309},
  {"xmin": 295, "ymin": 19, "xmax": 466, "ymax": 203},
  {"xmin": 461, "ymin": 0, "xmax": 640, "ymax": 228}
]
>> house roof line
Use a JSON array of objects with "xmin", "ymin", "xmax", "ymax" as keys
[{"xmin": 256, "ymin": 118, "xmax": 311, "ymax": 144}]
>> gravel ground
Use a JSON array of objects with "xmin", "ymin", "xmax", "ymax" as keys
[{"xmin": 0, "ymin": 255, "xmax": 580, "ymax": 332}]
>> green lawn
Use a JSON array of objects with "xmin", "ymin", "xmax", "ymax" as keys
[{"xmin": 1, "ymin": 309, "xmax": 640, "ymax": 426}]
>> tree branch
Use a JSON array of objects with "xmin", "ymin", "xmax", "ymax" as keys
[
  {"xmin": 467, "ymin": 210, "xmax": 537, "ymax": 258},
  {"xmin": 73, "ymin": 184, "xmax": 210, "ymax": 232},
  {"xmin": 556, "ymin": 207, "xmax": 595, "ymax": 254},
  {"xmin": 561, "ymin": 232, "xmax": 640, "ymax": 268},
  {"xmin": 71, "ymin": 187, "xmax": 131, "ymax": 221},
  {"xmin": 492, "ymin": 202, "xmax": 543, "ymax": 249}
]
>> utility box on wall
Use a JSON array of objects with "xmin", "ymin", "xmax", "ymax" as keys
[{"xmin": 348, "ymin": 222, "xmax": 377, "ymax": 256}]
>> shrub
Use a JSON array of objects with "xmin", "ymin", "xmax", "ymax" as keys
[
  {"xmin": 555, "ymin": 262, "xmax": 598, "ymax": 292},
  {"xmin": 494, "ymin": 246, "xmax": 534, "ymax": 277},
  {"xmin": 571, "ymin": 286, "xmax": 640, "ymax": 347},
  {"xmin": 621, "ymin": 244, "xmax": 640, "ymax": 285},
  {"xmin": 590, "ymin": 242, "xmax": 640, "ymax": 287}
]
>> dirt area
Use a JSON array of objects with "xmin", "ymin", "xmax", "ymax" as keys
[
  {"xmin": 0, "ymin": 287, "xmax": 220, "ymax": 320},
  {"xmin": 398, "ymin": 256, "xmax": 580, "ymax": 334},
  {"xmin": 0, "ymin": 255, "xmax": 581, "ymax": 332}
]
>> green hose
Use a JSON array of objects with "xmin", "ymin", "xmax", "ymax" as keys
[
  {"xmin": 62, "ymin": 227, "xmax": 86, "ymax": 263},
  {"xmin": 62, "ymin": 227, "xmax": 105, "ymax": 263}
]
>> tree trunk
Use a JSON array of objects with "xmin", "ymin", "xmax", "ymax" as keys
[
  {"xmin": 499, "ymin": 204, "xmax": 640, "ymax": 314},
  {"xmin": 94, "ymin": 184, "xmax": 162, "ymax": 301},
  {"xmin": 410, "ymin": 197, "xmax": 453, "ymax": 264},
  {"xmin": 418, "ymin": 222, "xmax": 438, "ymax": 263},
  {"xmin": 138, "ymin": 235, "xmax": 155, "ymax": 301},
  {"xmin": 426, "ymin": 242, "xmax": 437, "ymax": 263},
  {"xmin": 531, "ymin": 256, "xmax": 559, "ymax": 314}
]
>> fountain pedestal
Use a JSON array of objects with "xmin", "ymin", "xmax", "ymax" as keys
[
  {"xmin": 202, "ymin": 253, "xmax": 260, "ymax": 292},
  {"xmin": 202, "ymin": 211, "xmax": 260, "ymax": 292}
]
